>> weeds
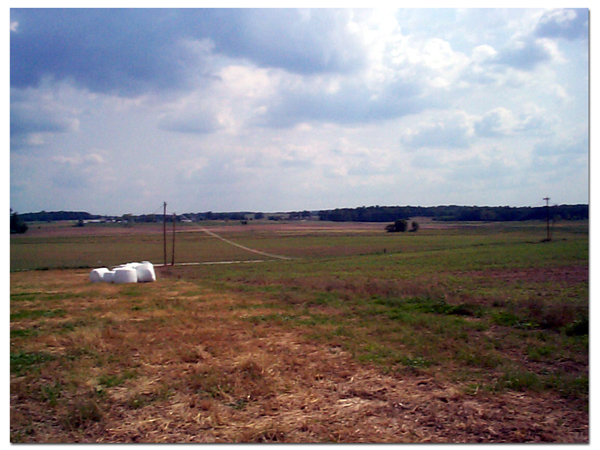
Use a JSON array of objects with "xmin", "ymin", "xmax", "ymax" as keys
[
  {"xmin": 60, "ymin": 396, "xmax": 103, "ymax": 430},
  {"xmin": 97, "ymin": 369, "xmax": 137, "ymax": 388},
  {"xmin": 39, "ymin": 382, "xmax": 63, "ymax": 406},
  {"xmin": 564, "ymin": 317, "xmax": 588, "ymax": 336},
  {"xmin": 11, "ymin": 351, "xmax": 56, "ymax": 376},
  {"xmin": 10, "ymin": 308, "xmax": 66, "ymax": 321}
]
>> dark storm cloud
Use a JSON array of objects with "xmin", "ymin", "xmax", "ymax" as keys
[
  {"xmin": 10, "ymin": 9, "xmax": 200, "ymax": 96},
  {"xmin": 10, "ymin": 9, "xmax": 366, "ymax": 97},
  {"xmin": 191, "ymin": 9, "xmax": 365, "ymax": 75}
]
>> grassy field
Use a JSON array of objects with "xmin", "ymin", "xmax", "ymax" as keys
[{"xmin": 10, "ymin": 219, "xmax": 589, "ymax": 442}]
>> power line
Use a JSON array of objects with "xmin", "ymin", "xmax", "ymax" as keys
[
  {"xmin": 163, "ymin": 202, "xmax": 167, "ymax": 266},
  {"xmin": 543, "ymin": 197, "xmax": 551, "ymax": 241}
]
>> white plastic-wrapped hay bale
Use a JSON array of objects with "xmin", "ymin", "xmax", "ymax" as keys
[
  {"xmin": 113, "ymin": 267, "xmax": 138, "ymax": 284},
  {"xmin": 89, "ymin": 261, "xmax": 155, "ymax": 284},
  {"xmin": 136, "ymin": 261, "xmax": 156, "ymax": 283},
  {"xmin": 115, "ymin": 262, "xmax": 139, "ymax": 270},
  {"xmin": 90, "ymin": 268, "xmax": 109, "ymax": 283},
  {"xmin": 103, "ymin": 270, "xmax": 115, "ymax": 283}
]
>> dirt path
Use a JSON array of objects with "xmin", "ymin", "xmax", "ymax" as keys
[{"xmin": 200, "ymin": 227, "xmax": 294, "ymax": 261}]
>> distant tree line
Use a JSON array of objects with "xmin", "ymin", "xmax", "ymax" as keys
[
  {"xmin": 16, "ymin": 210, "xmax": 315, "ymax": 224},
  {"xmin": 14, "ymin": 204, "xmax": 588, "ymax": 228},
  {"xmin": 318, "ymin": 204, "xmax": 588, "ymax": 222},
  {"xmin": 19, "ymin": 211, "xmax": 101, "ymax": 222}
]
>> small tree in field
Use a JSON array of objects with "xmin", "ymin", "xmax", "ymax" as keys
[
  {"xmin": 409, "ymin": 221, "xmax": 420, "ymax": 232},
  {"xmin": 10, "ymin": 210, "xmax": 28, "ymax": 234},
  {"xmin": 386, "ymin": 219, "xmax": 408, "ymax": 233}
]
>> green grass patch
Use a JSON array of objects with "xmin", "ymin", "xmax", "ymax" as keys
[
  {"xmin": 11, "ymin": 350, "xmax": 56, "ymax": 376},
  {"xmin": 10, "ymin": 308, "xmax": 66, "ymax": 321},
  {"xmin": 97, "ymin": 369, "xmax": 138, "ymax": 388},
  {"xmin": 11, "ymin": 328, "xmax": 40, "ymax": 338}
]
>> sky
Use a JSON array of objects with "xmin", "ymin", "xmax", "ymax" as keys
[{"xmin": 9, "ymin": 6, "xmax": 590, "ymax": 216}]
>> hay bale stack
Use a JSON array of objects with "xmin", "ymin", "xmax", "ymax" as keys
[
  {"xmin": 113, "ymin": 267, "xmax": 138, "ymax": 284},
  {"xmin": 89, "ymin": 268, "xmax": 109, "ymax": 282},
  {"xmin": 90, "ymin": 261, "xmax": 156, "ymax": 283},
  {"xmin": 136, "ymin": 261, "xmax": 156, "ymax": 283},
  {"xmin": 103, "ymin": 270, "xmax": 115, "ymax": 283}
]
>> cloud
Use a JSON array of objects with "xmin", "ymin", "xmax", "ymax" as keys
[
  {"xmin": 258, "ymin": 75, "xmax": 426, "ymax": 128},
  {"xmin": 10, "ymin": 103, "xmax": 78, "ymax": 137},
  {"xmin": 533, "ymin": 132, "xmax": 588, "ymax": 157},
  {"xmin": 464, "ymin": 9, "xmax": 586, "ymax": 74},
  {"xmin": 159, "ymin": 104, "xmax": 222, "ymax": 135},
  {"xmin": 10, "ymin": 9, "xmax": 208, "ymax": 96},
  {"xmin": 9, "ymin": 9, "xmax": 455, "ymax": 130},
  {"xmin": 534, "ymin": 9, "xmax": 589, "ymax": 40},
  {"xmin": 401, "ymin": 111, "xmax": 474, "ymax": 149},
  {"xmin": 50, "ymin": 152, "xmax": 107, "ymax": 189},
  {"xmin": 474, "ymin": 106, "xmax": 554, "ymax": 137},
  {"xmin": 188, "ymin": 9, "xmax": 367, "ymax": 76},
  {"xmin": 402, "ymin": 105, "xmax": 554, "ymax": 150},
  {"xmin": 473, "ymin": 108, "xmax": 518, "ymax": 137},
  {"xmin": 10, "ymin": 84, "xmax": 80, "ymax": 148},
  {"xmin": 494, "ymin": 37, "xmax": 559, "ymax": 70},
  {"xmin": 10, "ymin": 9, "xmax": 370, "ymax": 97}
]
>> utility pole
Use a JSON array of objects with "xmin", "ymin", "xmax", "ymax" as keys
[
  {"xmin": 543, "ymin": 197, "xmax": 551, "ymax": 241},
  {"xmin": 172, "ymin": 212, "xmax": 176, "ymax": 266},
  {"xmin": 163, "ymin": 202, "xmax": 167, "ymax": 266}
]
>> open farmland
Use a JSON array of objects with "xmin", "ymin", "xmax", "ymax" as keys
[{"xmin": 10, "ymin": 220, "xmax": 589, "ymax": 442}]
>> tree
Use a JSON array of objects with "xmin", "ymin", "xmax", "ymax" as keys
[
  {"xmin": 122, "ymin": 213, "xmax": 134, "ymax": 227},
  {"xmin": 385, "ymin": 219, "xmax": 408, "ymax": 233},
  {"xmin": 395, "ymin": 219, "xmax": 408, "ymax": 232},
  {"xmin": 409, "ymin": 221, "xmax": 420, "ymax": 232},
  {"xmin": 10, "ymin": 210, "xmax": 28, "ymax": 234}
]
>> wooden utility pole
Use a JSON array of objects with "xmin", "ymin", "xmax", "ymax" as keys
[
  {"xmin": 163, "ymin": 202, "xmax": 167, "ymax": 266},
  {"xmin": 172, "ymin": 212, "xmax": 176, "ymax": 266},
  {"xmin": 543, "ymin": 197, "xmax": 551, "ymax": 241}
]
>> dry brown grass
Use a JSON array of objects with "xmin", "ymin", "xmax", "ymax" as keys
[{"xmin": 10, "ymin": 269, "xmax": 588, "ymax": 443}]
